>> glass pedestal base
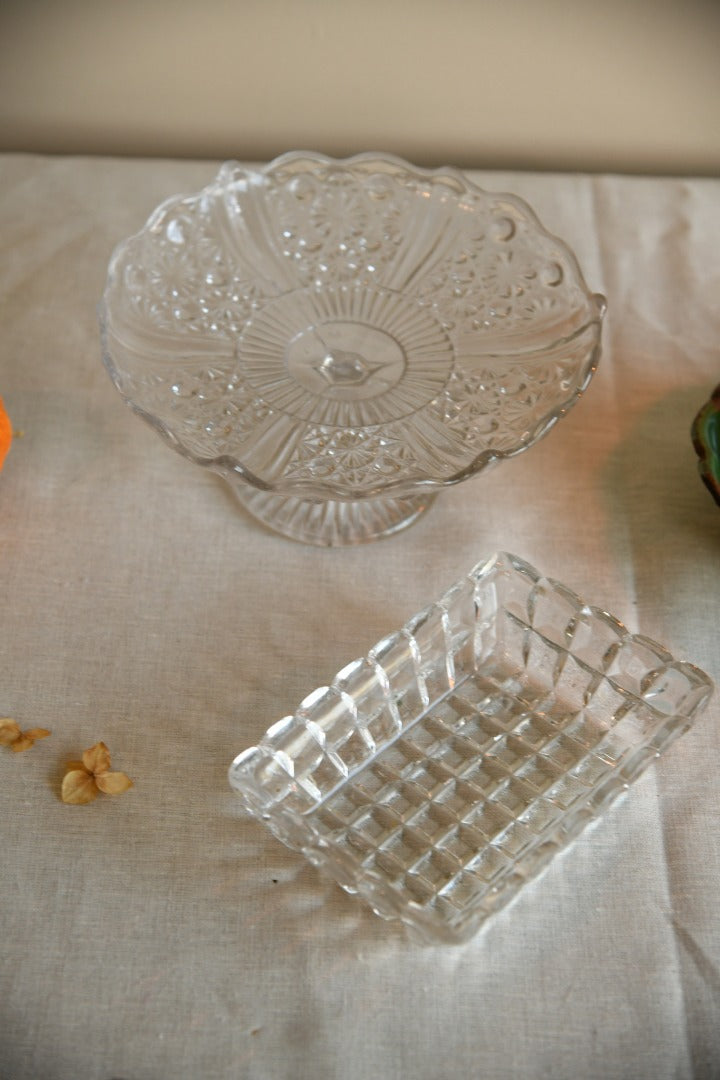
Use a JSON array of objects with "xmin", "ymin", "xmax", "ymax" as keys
[{"xmin": 232, "ymin": 485, "xmax": 437, "ymax": 546}]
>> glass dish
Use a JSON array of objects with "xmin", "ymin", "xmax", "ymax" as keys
[
  {"xmin": 100, "ymin": 153, "xmax": 605, "ymax": 545},
  {"xmin": 229, "ymin": 552, "xmax": 713, "ymax": 944}
]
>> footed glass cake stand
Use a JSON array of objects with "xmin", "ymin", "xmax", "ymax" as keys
[{"xmin": 101, "ymin": 152, "xmax": 605, "ymax": 545}]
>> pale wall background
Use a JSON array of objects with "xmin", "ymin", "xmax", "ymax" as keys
[{"xmin": 1, "ymin": 0, "xmax": 719, "ymax": 173}]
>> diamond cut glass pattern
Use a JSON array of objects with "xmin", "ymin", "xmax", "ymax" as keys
[
  {"xmin": 101, "ymin": 153, "xmax": 606, "ymax": 545},
  {"xmin": 229, "ymin": 553, "xmax": 713, "ymax": 944}
]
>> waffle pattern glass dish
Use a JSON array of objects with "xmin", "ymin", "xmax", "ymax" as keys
[
  {"xmin": 229, "ymin": 553, "xmax": 713, "ymax": 944},
  {"xmin": 101, "ymin": 153, "xmax": 605, "ymax": 545}
]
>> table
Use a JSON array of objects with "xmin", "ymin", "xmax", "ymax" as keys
[{"xmin": 1, "ymin": 153, "xmax": 718, "ymax": 1080}]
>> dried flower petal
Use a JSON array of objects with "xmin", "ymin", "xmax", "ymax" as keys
[
  {"xmin": 11, "ymin": 734, "xmax": 35, "ymax": 753},
  {"xmin": 61, "ymin": 769, "xmax": 100, "ymax": 805},
  {"xmin": 0, "ymin": 719, "xmax": 21, "ymax": 745},
  {"xmin": 82, "ymin": 741, "xmax": 111, "ymax": 775},
  {"xmin": 1, "ymin": 718, "xmax": 51, "ymax": 751},
  {"xmin": 96, "ymin": 770, "xmax": 133, "ymax": 795},
  {"xmin": 61, "ymin": 741, "xmax": 133, "ymax": 804}
]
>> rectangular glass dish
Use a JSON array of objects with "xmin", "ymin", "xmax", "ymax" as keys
[{"xmin": 229, "ymin": 552, "xmax": 713, "ymax": 944}]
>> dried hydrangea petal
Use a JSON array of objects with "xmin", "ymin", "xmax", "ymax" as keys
[
  {"xmin": 95, "ymin": 771, "xmax": 133, "ymax": 795},
  {"xmin": 82, "ymin": 742, "xmax": 111, "ymax": 775},
  {"xmin": 61, "ymin": 769, "xmax": 99, "ymax": 805},
  {"xmin": 0, "ymin": 719, "xmax": 21, "ymax": 745},
  {"xmin": 11, "ymin": 735, "xmax": 34, "ymax": 753}
]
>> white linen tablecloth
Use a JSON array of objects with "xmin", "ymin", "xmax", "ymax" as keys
[{"xmin": 0, "ymin": 153, "xmax": 718, "ymax": 1080}]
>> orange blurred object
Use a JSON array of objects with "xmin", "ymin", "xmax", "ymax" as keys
[{"xmin": 0, "ymin": 398, "xmax": 11, "ymax": 469}]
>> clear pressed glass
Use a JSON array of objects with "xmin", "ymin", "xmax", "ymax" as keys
[
  {"xmin": 100, "ymin": 153, "xmax": 605, "ymax": 545},
  {"xmin": 229, "ymin": 553, "xmax": 713, "ymax": 944}
]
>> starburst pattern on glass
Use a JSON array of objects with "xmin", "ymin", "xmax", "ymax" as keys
[
  {"xmin": 101, "ymin": 154, "xmax": 605, "ymax": 544},
  {"xmin": 229, "ymin": 553, "xmax": 713, "ymax": 944}
]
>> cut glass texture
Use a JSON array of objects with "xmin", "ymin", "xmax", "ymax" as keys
[
  {"xmin": 229, "ymin": 552, "xmax": 713, "ymax": 944},
  {"xmin": 100, "ymin": 153, "xmax": 605, "ymax": 545}
]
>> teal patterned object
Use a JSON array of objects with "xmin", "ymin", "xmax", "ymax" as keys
[{"xmin": 692, "ymin": 383, "xmax": 720, "ymax": 507}]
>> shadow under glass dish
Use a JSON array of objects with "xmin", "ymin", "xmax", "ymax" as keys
[
  {"xmin": 229, "ymin": 552, "xmax": 713, "ymax": 944},
  {"xmin": 100, "ymin": 153, "xmax": 605, "ymax": 545}
]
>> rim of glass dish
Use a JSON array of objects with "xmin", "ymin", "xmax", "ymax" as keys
[{"xmin": 100, "ymin": 151, "xmax": 607, "ymax": 502}]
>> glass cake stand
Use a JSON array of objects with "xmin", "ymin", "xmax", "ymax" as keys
[{"xmin": 100, "ymin": 153, "xmax": 606, "ymax": 545}]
